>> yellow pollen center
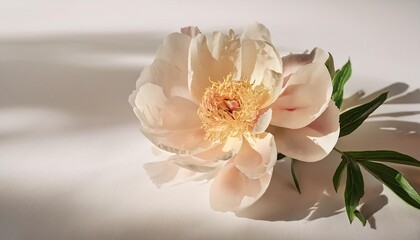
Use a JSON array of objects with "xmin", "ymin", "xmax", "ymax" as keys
[{"xmin": 197, "ymin": 74, "xmax": 263, "ymax": 144}]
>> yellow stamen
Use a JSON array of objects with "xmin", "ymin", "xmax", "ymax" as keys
[{"xmin": 197, "ymin": 74, "xmax": 266, "ymax": 144}]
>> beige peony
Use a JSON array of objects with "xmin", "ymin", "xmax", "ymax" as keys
[{"xmin": 129, "ymin": 23, "xmax": 339, "ymax": 212}]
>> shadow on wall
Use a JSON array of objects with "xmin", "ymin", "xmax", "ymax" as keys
[
  {"xmin": 0, "ymin": 32, "xmax": 164, "ymax": 141},
  {"xmin": 237, "ymin": 83, "xmax": 420, "ymax": 229}
]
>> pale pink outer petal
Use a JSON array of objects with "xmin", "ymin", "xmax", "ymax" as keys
[
  {"xmin": 234, "ymin": 133, "xmax": 277, "ymax": 179},
  {"xmin": 188, "ymin": 31, "xmax": 241, "ymax": 102},
  {"xmin": 209, "ymin": 132, "xmax": 276, "ymax": 212},
  {"xmin": 209, "ymin": 161, "xmax": 273, "ymax": 212},
  {"xmin": 240, "ymin": 23, "xmax": 283, "ymax": 87},
  {"xmin": 270, "ymin": 62, "xmax": 332, "ymax": 129},
  {"xmin": 268, "ymin": 100, "xmax": 340, "ymax": 162},
  {"xmin": 282, "ymin": 48, "xmax": 328, "ymax": 77},
  {"xmin": 144, "ymin": 155, "xmax": 224, "ymax": 187},
  {"xmin": 181, "ymin": 26, "xmax": 201, "ymax": 37}
]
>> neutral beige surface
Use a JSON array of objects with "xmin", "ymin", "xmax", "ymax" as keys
[{"xmin": 1, "ymin": 1, "xmax": 420, "ymax": 239}]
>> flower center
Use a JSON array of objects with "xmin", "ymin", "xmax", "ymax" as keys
[{"xmin": 198, "ymin": 74, "xmax": 262, "ymax": 144}]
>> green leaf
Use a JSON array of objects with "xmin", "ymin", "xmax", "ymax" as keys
[
  {"xmin": 332, "ymin": 59, "xmax": 352, "ymax": 108},
  {"xmin": 339, "ymin": 92, "xmax": 388, "ymax": 137},
  {"xmin": 354, "ymin": 210, "xmax": 367, "ymax": 226},
  {"xmin": 344, "ymin": 156, "xmax": 365, "ymax": 224},
  {"xmin": 359, "ymin": 161, "xmax": 420, "ymax": 209},
  {"xmin": 277, "ymin": 152, "xmax": 286, "ymax": 160},
  {"xmin": 325, "ymin": 52, "xmax": 335, "ymax": 79},
  {"xmin": 291, "ymin": 159, "xmax": 301, "ymax": 194},
  {"xmin": 346, "ymin": 150, "xmax": 420, "ymax": 167},
  {"xmin": 333, "ymin": 159, "xmax": 347, "ymax": 192}
]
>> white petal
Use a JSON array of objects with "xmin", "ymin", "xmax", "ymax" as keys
[
  {"xmin": 188, "ymin": 32, "xmax": 240, "ymax": 102},
  {"xmin": 209, "ymin": 161, "xmax": 273, "ymax": 212},
  {"xmin": 133, "ymin": 58, "xmax": 194, "ymax": 104},
  {"xmin": 257, "ymin": 69, "xmax": 283, "ymax": 108},
  {"xmin": 242, "ymin": 22, "xmax": 272, "ymax": 42},
  {"xmin": 240, "ymin": 22, "xmax": 282, "ymax": 84},
  {"xmin": 270, "ymin": 62, "xmax": 332, "ymax": 129},
  {"xmin": 234, "ymin": 133, "xmax": 277, "ymax": 179},
  {"xmin": 134, "ymin": 82, "xmax": 211, "ymax": 154},
  {"xmin": 134, "ymin": 83, "xmax": 167, "ymax": 127},
  {"xmin": 194, "ymin": 143, "xmax": 236, "ymax": 161},
  {"xmin": 222, "ymin": 136, "xmax": 243, "ymax": 153},
  {"xmin": 269, "ymin": 101, "xmax": 340, "ymax": 162},
  {"xmin": 155, "ymin": 32, "xmax": 191, "ymax": 78},
  {"xmin": 282, "ymin": 48, "xmax": 328, "ymax": 77},
  {"xmin": 144, "ymin": 155, "xmax": 223, "ymax": 187},
  {"xmin": 253, "ymin": 109, "xmax": 272, "ymax": 134},
  {"xmin": 141, "ymin": 126, "xmax": 211, "ymax": 155},
  {"xmin": 240, "ymin": 40, "xmax": 282, "ymax": 86}
]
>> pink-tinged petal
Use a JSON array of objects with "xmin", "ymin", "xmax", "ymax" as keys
[
  {"xmin": 144, "ymin": 155, "xmax": 223, "ymax": 187},
  {"xmin": 188, "ymin": 32, "xmax": 240, "ymax": 102},
  {"xmin": 268, "ymin": 101, "xmax": 340, "ymax": 162},
  {"xmin": 282, "ymin": 48, "xmax": 328, "ymax": 77},
  {"xmin": 181, "ymin": 26, "xmax": 201, "ymax": 37},
  {"xmin": 234, "ymin": 133, "xmax": 277, "ymax": 179},
  {"xmin": 209, "ymin": 161, "xmax": 273, "ymax": 212},
  {"xmin": 270, "ymin": 62, "xmax": 332, "ymax": 129},
  {"xmin": 253, "ymin": 109, "xmax": 272, "ymax": 134}
]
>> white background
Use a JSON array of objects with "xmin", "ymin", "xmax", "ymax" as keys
[{"xmin": 1, "ymin": 1, "xmax": 419, "ymax": 239}]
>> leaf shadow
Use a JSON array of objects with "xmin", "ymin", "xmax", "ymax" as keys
[{"xmin": 341, "ymin": 82, "xmax": 420, "ymax": 111}]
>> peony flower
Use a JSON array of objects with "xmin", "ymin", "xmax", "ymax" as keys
[{"xmin": 129, "ymin": 23, "xmax": 339, "ymax": 212}]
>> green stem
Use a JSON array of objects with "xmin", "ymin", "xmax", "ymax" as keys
[{"xmin": 334, "ymin": 147, "xmax": 344, "ymax": 155}]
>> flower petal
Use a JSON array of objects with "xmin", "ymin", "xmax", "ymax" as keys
[
  {"xmin": 268, "ymin": 101, "xmax": 340, "ymax": 162},
  {"xmin": 242, "ymin": 22, "xmax": 272, "ymax": 42},
  {"xmin": 188, "ymin": 32, "xmax": 240, "ymax": 102},
  {"xmin": 253, "ymin": 109, "xmax": 272, "ymax": 134},
  {"xmin": 155, "ymin": 32, "xmax": 191, "ymax": 80},
  {"xmin": 133, "ymin": 83, "xmax": 210, "ymax": 154},
  {"xmin": 194, "ymin": 143, "xmax": 236, "ymax": 161},
  {"xmin": 234, "ymin": 133, "xmax": 277, "ymax": 179},
  {"xmin": 144, "ymin": 155, "xmax": 223, "ymax": 187},
  {"xmin": 257, "ymin": 69, "xmax": 283, "ymax": 108},
  {"xmin": 240, "ymin": 23, "xmax": 282, "ymax": 89},
  {"xmin": 209, "ymin": 161, "xmax": 273, "ymax": 212},
  {"xmin": 270, "ymin": 62, "xmax": 332, "ymax": 129},
  {"xmin": 282, "ymin": 48, "xmax": 328, "ymax": 77},
  {"xmin": 181, "ymin": 26, "xmax": 201, "ymax": 37}
]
